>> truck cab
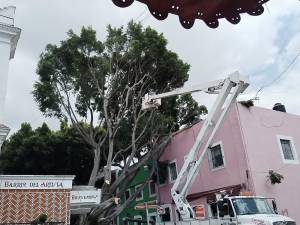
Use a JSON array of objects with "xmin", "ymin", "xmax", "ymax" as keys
[{"xmin": 216, "ymin": 196, "xmax": 295, "ymax": 225}]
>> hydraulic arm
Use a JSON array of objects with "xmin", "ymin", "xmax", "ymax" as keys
[{"xmin": 142, "ymin": 72, "xmax": 249, "ymax": 220}]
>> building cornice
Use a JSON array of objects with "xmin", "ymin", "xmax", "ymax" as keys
[
  {"xmin": 0, "ymin": 175, "xmax": 75, "ymax": 180},
  {"xmin": 0, "ymin": 175, "xmax": 75, "ymax": 190},
  {"xmin": 0, "ymin": 23, "xmax": 21, "ymax": 59}
]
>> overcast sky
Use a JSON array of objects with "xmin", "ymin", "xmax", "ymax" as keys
[{"xmin": 1, "ymin": 0, "xmax": 300, "ymax": 133}]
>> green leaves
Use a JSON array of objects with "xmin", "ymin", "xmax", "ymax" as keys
[
  {"xmin": 32, "ymin": 21, "xmax": 207, "ymax": 190},
  {"xmin": 268, "ymin": 170, "xmax": 284, "ymax": 185},
  {"xmin": 20, "ymin": 22, "xmax": 210, "ymax": 221},
  {"xmin": 177, "ymin": 94, "xmax": 208, "ymax": 127},
  {"xmin": 33, "ymin": 21, "xmax": 203, "ymax": 131},
  {"xmin": 0, "ymin": 123, "xmax": 94, "ymax": 185},
  {"xmin": 34, "ymin": 27, "xmax": 107, "ymax": 119}
]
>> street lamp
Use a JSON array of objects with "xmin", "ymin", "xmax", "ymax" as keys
[{"xmin": 0, "ymin": 124, "xmax": 10, "ymax": 153}]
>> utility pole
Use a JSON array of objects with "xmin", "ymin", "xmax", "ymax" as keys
[{"xmin": 0, "ymin": 6, "xmax": 21, "ymax": 151}]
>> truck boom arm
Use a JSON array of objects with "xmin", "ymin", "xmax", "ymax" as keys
[{"xmin": 142, "ymin": 72, "xmax": 249, "ymax": 220}]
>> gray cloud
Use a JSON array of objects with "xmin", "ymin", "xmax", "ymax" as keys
[{"xmin": 1, "ymin": 0, "xmax": 300, "ymax": 133}]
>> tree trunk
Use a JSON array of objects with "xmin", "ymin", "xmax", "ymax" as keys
[
  {"xmin": 88, "ymin": 147, "xmax": 101, "ymax": 186},
  {"xmin": 104, "ymin": 137, "xmax": 114, "ymax": 186},
  {"xmin": 78, "ymin": 148, "xmax": 100, "ymax": 225}
]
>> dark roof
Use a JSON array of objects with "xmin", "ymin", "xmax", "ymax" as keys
[{"xmin": 112, "ymin": 0, "xmax": 269, "ymax": 29}]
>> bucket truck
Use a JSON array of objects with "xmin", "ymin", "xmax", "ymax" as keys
[{"xmin": 142, "ymin": 72, "xmax": 295, "ymax": 225}]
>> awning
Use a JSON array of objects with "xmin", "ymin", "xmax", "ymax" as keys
[{"xmin": 112, "ymin": 0, "xmax": 270, "ymax": 29}]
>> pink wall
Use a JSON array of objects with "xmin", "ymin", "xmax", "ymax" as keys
[
  {"xmin": 238, "ymin": 104, "xmax": 300, "ymax": 223},
  {"xmin": 158, "ymin": 104, "xmax": 253, "ymax": 219},
  {"xmin": 158, "ymin": 103, "xmax": 300, "ymax": 223}
]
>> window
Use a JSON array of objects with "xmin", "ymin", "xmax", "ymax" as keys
[
  {"xmin": 232, "ymin": 198, "xmax": 274, "ymax": 215},
  {"xmin": 158, "ymin": 175, "xmax": 167, "ymax": 185},
  {"xmin": 133, "ymin": 215, "xmax": 142, "ymax": 225},
  {"xmin": 160, "ymin": 206, "xmax": 172, "ymax": 222},
  {"xmin": 148, "ymin": 213, "xmax": 157, "ymax": 224},
  {"xmin": 209, "ymin": 142, "xmax": 225, "ymax": 170},
  {"xmin": 218, "ymin": 199, "xmax": 235, "ymax": 217},
  {"xmin": 124, "ymin": 189, "xmax": 130, "ymax": 201},
  {"xmin": 158, "ymin": 162, "xmax": 168, "ymax": 185},
  {"xmin": 135, "ymin": 185, "xmax": 143, "ymax": 201},
  {"xmin": 168, "ymin": 161, "xmax": 178, "ymax": 182},
  {"xmin": 209, "ymin": 202, "xmax": 218, "ymax": 219},
  {"xmin": 277, "ymin": 135, "xmax": 298, "ymax": 164},
  {"xmin": 149, "ymin": 180, "xmax": 156, "ymax": 197},
  {"xmin": 281, "ymin": 139, "xmax": 294, "ymax": 160}
]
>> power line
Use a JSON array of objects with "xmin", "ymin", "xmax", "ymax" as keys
[
  {"xmin": 132, "ymin": 7, "xmax": 152, "ymax": 24},
  {"xmin": 255, "ymin": 50, "xmax": 300, "ymax": 99},
  {"xmin": 134, "ymin": 8, "xmax": 148, "ymax": 21},
  {"xmin": 265, "ymin": 3, "xmax": 271, "ymax": 15},
  {"xmin": 139, "ymin": 13, "xmax": 151, "ymax": 23}
]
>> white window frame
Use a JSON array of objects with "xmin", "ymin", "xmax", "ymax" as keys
[
  {"xmin": 148, "ymin": 212, "xmax": 157, "ymax": 224},
  {"xmin": 133, "ymin": 215, "xmax": 142, "ymax": 225},
  {"xmin": 277, "ymin": 135, "xmax": 299, "ymax": 164},
  {"xmin": 208, "ymin": 141, "xmax": 226, "ymax": 171},
  {"xmin": 168, "ymin": 160, "xmax": 178, "ymax": 183},
  {"xmin": 124, "ymin": 189, "xmax": 131, "ymax": 201},
  {"xmin": 148, "ymin": 180, "xmax": 156, "ymax": 197},
  {"xmin": 135, "ymin": 184, "xmax": 143, "ymax": 201}
]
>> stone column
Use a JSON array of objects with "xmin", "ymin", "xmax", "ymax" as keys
[{"xmin": 0, "ymin": 6, "xmax": 21, "ymax": 151}]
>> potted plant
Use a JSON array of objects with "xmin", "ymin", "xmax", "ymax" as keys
[
  {"xmin": 267, "ymin": 170, "xmax": 284, "ymax": 185},
  {"xmin": 31, "ymin": 213, "xmax": 48, "ymax": 225}
]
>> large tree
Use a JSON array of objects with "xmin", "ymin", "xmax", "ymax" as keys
[{"xmin": 33, "ymin": 22, "xmax": 207, "ymax": 223}]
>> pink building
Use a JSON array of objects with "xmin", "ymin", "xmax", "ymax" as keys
[{"xmin": 158, "ymin": 103, "xmax": 300, "ymax": 223}]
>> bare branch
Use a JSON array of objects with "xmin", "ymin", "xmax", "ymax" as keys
[{"xmin": 53, "ymin": 81, "xmax": 96, "ymax": 148}]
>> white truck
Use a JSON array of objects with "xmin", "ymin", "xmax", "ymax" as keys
[
  {"xmin": 142, "ymin": 72, "xmax": 296, "ymax": 225},
  {"xmin": 210, "ymin": 194, "xmax": 295, "ymax": 225}
]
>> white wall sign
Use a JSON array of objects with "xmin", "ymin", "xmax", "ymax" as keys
[
  {"xmin": 0, "ymin": 175, "xmax": 74, "ymax": 190},
  {"xmin": 70, "ymin": 189, "xmax": 101, "ymax": 204}
]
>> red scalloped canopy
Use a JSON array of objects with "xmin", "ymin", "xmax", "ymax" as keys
[{"xmin": 112, "ymin": 0, "xmax": 269, "ymax": 29}]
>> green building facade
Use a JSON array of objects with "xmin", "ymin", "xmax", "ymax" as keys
[{"xmin": 118, "ymin": 166, "xmax": 157, "ymax": 225}]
